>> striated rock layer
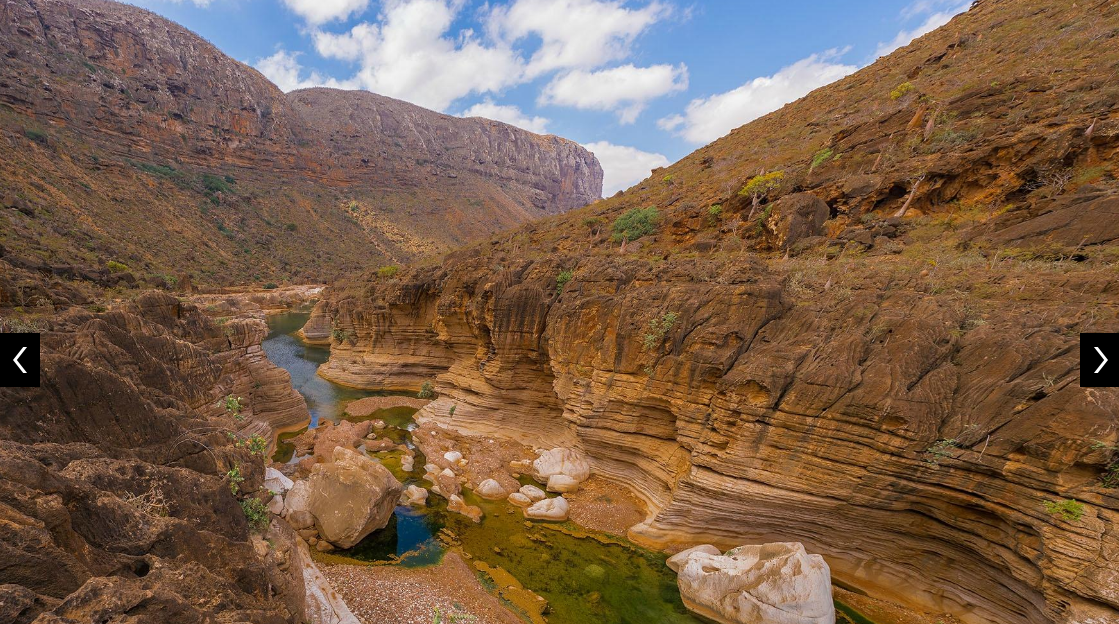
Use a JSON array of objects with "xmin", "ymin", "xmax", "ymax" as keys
[
  {"xmin": 307, "ymin": 6, "xmax": 1119, "ymax": 623},
  {"xmin": 0, "ymin": 292, "xmax": 324, "ymax": 622}
]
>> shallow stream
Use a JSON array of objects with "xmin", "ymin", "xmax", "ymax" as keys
[{"xmin": 264, "ymin": 311, "xmax": 872, "ymax": 624}]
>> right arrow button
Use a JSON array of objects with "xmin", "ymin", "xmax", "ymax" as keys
[{"xmin": 1082, "ymin": 334, "xmax": 1119, "ymax": 388}]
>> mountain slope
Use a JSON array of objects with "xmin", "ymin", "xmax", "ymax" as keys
[
  {"xmin": 308, "ymin": 1, "xmax": 1119, "ymax": 623},
  {"xmin": 0, "ymin": 0, "xmax": 602, "ymax": 293}
]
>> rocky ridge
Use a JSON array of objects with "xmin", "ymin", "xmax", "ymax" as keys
[
  {"xmin": 0, "ymin": 0, "xmax": 602, "ymax": 292},
  {"xmin": 0, "ymin": 292, "xmax": 356, "ymax": 623},
  {"xmin": 307, "ymin": 1, "xmax": 1119, "ymax": 623}
]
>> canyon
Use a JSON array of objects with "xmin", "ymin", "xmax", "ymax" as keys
[
  {"xmin": 304, "ymin": 0, "xmax": 1119, "ymax": 622},
  {"xmin": 1, "ymin": 0, "xmax": 1118, "ymax": 622},
  {"xmin": 0, "ymin": 0, "xmax": 602, "ymax": 292}
]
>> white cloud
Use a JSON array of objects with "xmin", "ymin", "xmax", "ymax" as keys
[
  {"xmin": 540, "ymin": 63, "xmax": 687, "ymax": 124},
  {"xmin": 900, "ymin": 0, "xmax": 960, "ymax": 20},
  {"xmin": 658, "ymin": 51, "xmax": 857, "ymax": 145},
  {"xmin": 311, "ymin": 0, "xmax": 524, "ymax": 111},
  {"xmin": 582, "ymin": 141, "xmax": 670, "ymax": 196},
  {"xmin": 280, "ymin": 0, "xmax": 371, "ymax": 25},
  {"xmin": 253, "ymin": 50, "xmax": 355, "ymax": 92},
  {"xmin": 876, "ymin": 3, "xmax": 970, "ymax": 57},
  {"xmin": 459, "ymin": 99, "xmax": 550, "ymax": 134},
  {"xmin": 489, "ymin": 0, "xmax": 671, "ymax": 78}
]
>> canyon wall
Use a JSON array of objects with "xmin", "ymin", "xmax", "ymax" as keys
[
  {"xmin": 0, "ymin": 292, "xmax": 315, "ymax": 622},
  {"xmin": 0, "ymin": 0, "xmax": 602, "ymax": 287},
  {"xmin": 308, "ymin": 1, "xmax": 1119, "ymax": 621},
  {"xmin": 313, "ymin": 249, "xmax": 1119, "ymax": 624}
]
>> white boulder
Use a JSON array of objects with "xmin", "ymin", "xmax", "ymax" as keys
[
  {"xmin": 531, "ymin": 448, "xmax": 590, "ymax": 484},
  {"xmin": 443, "ymin": 450, "xmax": 463, "ymax": 463},
  {"xmin": 667, "ymin": 544, "xmax": 722, "ymax": 573},
  {"xmin": 476, "ymin": 478, "xmax": 508, "ymax": 500},
  {"xmin": 507, "ymin": 492, "xmax": 532, "ymax": 507},
  {"xmin": 519, "ymin": 484, "xmax": 546, "ymax": 502},
  {"xmin": 524, "ymin": 496, "xmax": 569, "ymax": 521},
  {"xmin": 674, "ymin": 542, "xmax": 834, "ymax": 624},
  {"xmin": 264, "ymin": 467, "xmax": 294, "ymax": 495},
  {"xmin": 546, "ymin": 474, "xmax": 580, "ymax": 493}
]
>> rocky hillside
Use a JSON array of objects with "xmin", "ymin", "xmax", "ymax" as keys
[
  {"xmin": 307, "ymin": 1, "xmax": 1119, "ymax": 623},
  {"xmin": 0, "ymin": 292, "xmax": 329, "ymax": 622},
  {"xmin": 0, "ymin": 0, "xmax": 602, "ymax": 294}
]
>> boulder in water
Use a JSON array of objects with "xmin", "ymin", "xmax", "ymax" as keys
[
  {"xmin": 507, "ymin": 492, "xmax": 532, "ymax": 507},
  {"xmin": 448, "ymin": 494, "xmax": 483, "ymax": 522},
  {"xmin": 400, "ymin": 485, "xmax": 428, "ymax": 507},
  {"xmin": 673, "ymin": 542, "xmax": 834, "ymax": 624},
  {"xmin": 519, "ymin": 484, "xmax": 546, "ymax": 502},
  {"xmin": 667, "ymin": 544, "xmax": 722, "ymax": 573},
  {"xmin": 305, "ymin": 447, "xmax": 403, "ymax": 548}
]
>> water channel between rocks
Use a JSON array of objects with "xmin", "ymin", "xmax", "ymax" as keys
[{"xmin": 263, "ymin": 311, "xmax": 872, "ymax": 624}]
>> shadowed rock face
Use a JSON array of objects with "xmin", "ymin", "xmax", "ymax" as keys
[
  {"xmin": 0, "ymin": 293, "xmax": 312, "ymax": 622},
  {"xmin": 0, "ymin": 0, "xmax": 602, "ymax": 288}
]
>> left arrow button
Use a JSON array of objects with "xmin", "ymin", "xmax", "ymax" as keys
[{"xmin": 1, "ymin": 333, "xmax": 40, "ymax": 388}]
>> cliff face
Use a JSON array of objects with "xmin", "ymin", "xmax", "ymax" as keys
[
  {"xmin": 0, "ymin": 0, "xmax": 602, "ymax": 290},
  {"xmin": 309, "ymin": 1, "xmax": 1119, "ymax": 622},
  {"xmin": 0, "ymin": 292, "xmax": 313, "ymax": 622},
  {"xmin": 289, "ymin": 89, "xmax": 603, "ymax": 215}
]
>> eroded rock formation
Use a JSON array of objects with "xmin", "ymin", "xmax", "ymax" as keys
[{"xmin": 0, "ymin": 292, "xmax": 326, "ymax": 622}]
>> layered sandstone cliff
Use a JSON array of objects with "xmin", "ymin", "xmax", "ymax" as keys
[
  {"xmin": 0, "ymin": 292, "xmax": 320, "ymax": 622},
  {"xmin": 0, "ymin": 0, "xmax": 602, "ymax": 288},
  {"xmin": 309, "ymin": 1, "xmax": 1119, "ymax": 622}
]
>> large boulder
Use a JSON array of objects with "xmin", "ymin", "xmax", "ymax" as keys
[
  {"xmin": 519, "ymin": 484, "xmax": 546, "ymax": 502},
  {"xmin": 546, "ymin": 474, "xmax": 580, "ymax": 493},
  {"xmin": 305, "ymin": 448, "xmax": 403, "ymax": 548},
  {"xmin": 531, "ymin": 448, "xmax": 590, "ymax": 484},
  {"xmin": 667, "ymin": 544, "xmax": 722, "ymax": 573},
  {"xmin": 673, "ymin": 542, "xmax": 834, "ymax": 624}
]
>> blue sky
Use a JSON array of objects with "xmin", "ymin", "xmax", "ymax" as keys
[{"xmin": 126, "ymin": 0, "xmax": 969, "ymax": 194}]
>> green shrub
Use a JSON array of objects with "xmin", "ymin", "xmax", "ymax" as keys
[
  {"xmin": 23, "ymin": 128, "xmax": 47, "ymax": 144},
  {"xmin": 201, "ymin": 173, "xmax": 234, "ymax": 195},
  {"xmin": 377, "ymin": 265, "xmax": 400, "ymax": 279},
  {"xmin": 890, "ymin": 82, "xmax": 914, "ymax": 100},
  {"xmin": 263, "ymin": 282, "xmax": 278, "ymax": 290},
  {"xmin": 810, "ymin": 148, "xmax": 835, "ymax": 171},
  {"xmin": 923, "ymin": 439, "xmax": 959, "ymax": 466},
  {"xmin": 662, "ymin": 174, "xmax": 674, "ymax": 183},
  {"xmin": 449, "ymin": 404, "xmax": 456, "ymax": 417},
  {"xmin": 707, "ymin": 204, "xmax": 723, "ymax": 225},
  {"xmin": 642, "ymin": 312, "xmax": 679, "ymax": 352},
  {"xmin": 106, "ymin": 260, "xmax": 130, "ymax": 273},
  {"xmin": 611, "ymin": 207, "xmax": 660, "ymax": 242},
  {"xmin": 418, "ymin": 381, "xmax": 435, "ymax": 399},
  {"xmin": 240, "ymin": 497, "xmax": 270, "ymax": 532},
  {"xmin": 739, "ymin": 171, "xmax": 784, "ymax": 202},
  {"xmin": 331, "ymin": 328, "xmax": 353, "ymax": 343},
  {"xmin": 556, "ymin": 269, "xmax": 574, "ymax": 294},
  {"xmin": 1092, "ymin": 441, "xmax": 1119, "ymax": 488},
  {"xmin": 227, "ymin": 464, "xmax": 244, "ymax": 495},
  {"xmin": 225, "ymin": 395, "xmax": 244, "ymax": 422},
  {"xmin": 1044, "ymin": 499, "xmax": 1085, "ymax": 522},
  {"xmin": 285, "ymin": 223, "xmax": 297, "ymax": 232}
]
